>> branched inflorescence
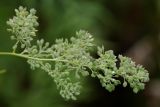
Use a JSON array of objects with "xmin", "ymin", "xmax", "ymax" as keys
[{"xmin": 4, "ymin": 6, "xmax": 149, "ymax": 100}]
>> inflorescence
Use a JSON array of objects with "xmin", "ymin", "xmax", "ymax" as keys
[{"xmin": 0, "ymin": 6, "xmax": 149, "ymax": 100}]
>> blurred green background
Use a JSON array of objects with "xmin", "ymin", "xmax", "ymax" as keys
[{"xmin": 0, "ymin": 0, "xmax": 160, "ymax": 107}]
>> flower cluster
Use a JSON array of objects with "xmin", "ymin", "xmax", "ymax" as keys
[
  {"xmin": 6, "ymin": 6, "xmax": 149, "ymax": 100},
  {"xmin": 7, "ymin": 6, "xmax": 38, "ymax": 50}
]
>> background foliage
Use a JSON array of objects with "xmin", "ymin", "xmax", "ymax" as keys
[{"xmin": 0, "ymin": 0, "xmax": 159, "ymax": 107}]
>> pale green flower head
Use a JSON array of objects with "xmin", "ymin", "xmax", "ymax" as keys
[{"xmin": 7, "ymin": 6, "xmax": 39, "ymax": 50}]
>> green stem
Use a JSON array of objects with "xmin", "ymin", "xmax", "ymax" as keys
[
  {"xmin": 12, "ymin": 41, "xmax": 19, "ymax": 53},
  {"xmin": 0, "ymin": 52, "xmax": 69, "ymax": 63},
  {"xmin": 0, "ymin": 52, "xmax": 93, "ymax": 71}
]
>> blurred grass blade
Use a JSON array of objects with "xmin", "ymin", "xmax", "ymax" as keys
[{"xmin": 0, "ymin": 69, "xmax": 6, "ymax": 74}]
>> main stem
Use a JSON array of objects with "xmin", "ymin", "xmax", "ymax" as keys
[{"xmin": 0, "ymin": 52, "xmax": 68, "ymax": 62}]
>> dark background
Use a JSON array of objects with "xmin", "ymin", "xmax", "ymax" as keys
[{"xmin": 0, "ymin": 0, "xmax": 160, "ymax": 107}]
